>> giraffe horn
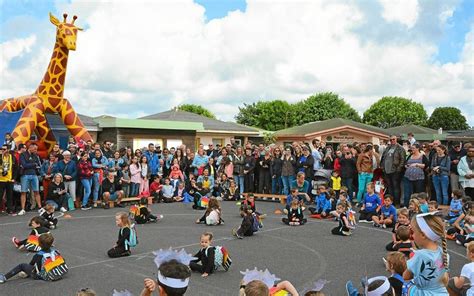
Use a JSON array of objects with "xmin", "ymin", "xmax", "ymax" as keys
[
  {"xmin": 72, "ymin": 15, "xmax": 78, "ymax": 24},
  {"xmin": 63, "ymin": 13, "xmax": 68, "ymax": 22}
]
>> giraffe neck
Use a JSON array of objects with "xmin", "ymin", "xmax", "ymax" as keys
[{"xmin": 35, "ymin": 42, "xmax": 69, "ymax": 99}]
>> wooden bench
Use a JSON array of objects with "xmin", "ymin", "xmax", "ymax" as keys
[
  {"xmin": 246, "ymin": 193, "xmax": 287, "ymax": 205},
  {"xmin": 121, "ymin": 197, "xmax": 141, "ymax": 203}
]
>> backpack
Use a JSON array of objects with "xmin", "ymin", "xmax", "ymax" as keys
[
  {"xmin": 37, "ymin": 249, "xmax": 68, "ymax": 281},
  {"xmin": 25, "ymin": 229, "xmax": 46, "ymax": 252},
  {"xmin": 392, "ymin": 273, "xmax": 411, "ymax": 296},
  {"xmin": 121, "ymin": 226, "xmax": 138, "ymax": 250},
  {"xmin": 206, "ymin": 246, "xmax": 232, "ymax": 271},
  {"xmin": 129, "ymin": 205, "xmax": 140, "ymax": 220}
]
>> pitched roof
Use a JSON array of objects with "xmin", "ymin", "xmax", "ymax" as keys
[
  {"xmin": 386, "ymin": 124, "xmax": 438, "ymax": 135},
  {"xmin": 47, "ymin": 113, "xmax": 100, "ymax": 131},
  {"xmin": 94, "ymin": 117, "xmax": 203, "ymax": 131},
  {"xmin": 446, "ymin": 129, "xmax": 474, "ymax": 141},
  {"xmin": 273, "ymin": 118, "xmax": 389, "ymax": 138},
  {"xmin": 140, "ymin": 110, "xmax": 260, "ymax": 134}
]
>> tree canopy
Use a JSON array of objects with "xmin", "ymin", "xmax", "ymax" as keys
[
  {"xmin": 427, "ymin": 107, "xmax": 469, "ymax": 130},
  {"xmin": 362, "ymin": 96, "xmax": 428, "ymax": 128},
  {"xmin": 177, "ymin": 104, "xmax": 216, "ymax": 119}
]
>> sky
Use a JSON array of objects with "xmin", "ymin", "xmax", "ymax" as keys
[{"xmin": 0, "ymin": 0, "xmax": 473, "ymax": 125}]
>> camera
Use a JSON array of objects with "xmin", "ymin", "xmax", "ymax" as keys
[{"xmin": 2, "ymin": 163, "xmax": 8, "ymax": 176}]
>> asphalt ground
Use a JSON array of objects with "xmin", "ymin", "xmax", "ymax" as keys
[{"xmin": 0, "ymin": 200, "xmax": 468, "ymax": 296}]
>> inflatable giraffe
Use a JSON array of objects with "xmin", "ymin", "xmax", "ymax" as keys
[{"xmin": 0, "ymin": 13, "xmax": 92, "ymax": 151}]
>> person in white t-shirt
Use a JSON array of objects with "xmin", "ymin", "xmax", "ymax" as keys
[{"xmin": 448, "ymin": 241, "xmax": 474, "ymax": 295}]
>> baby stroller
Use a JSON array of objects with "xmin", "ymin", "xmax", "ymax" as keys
[{"xmin": 311, "ymin": 169, "xmax": 332, "ymax": 195}]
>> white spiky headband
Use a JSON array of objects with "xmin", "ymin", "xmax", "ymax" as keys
[
  {"xmin": 302, "ymin": 279, "xmax": 329, "ymax": 293},
  {"xmin": 112, "ymin": 290, "xmax": 133, "ymax": 296},
  {"xmin": 153, "ymin": 248, "xmax": 196, "ymax": 289},
  {"xmin": 240, "ymin": 268, "xmax": 281, "ymax": 288}
]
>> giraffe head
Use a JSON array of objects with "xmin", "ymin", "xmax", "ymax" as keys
[{"xmin": 49, "ymin": 12, "xmax": 83, "ymax": 51}]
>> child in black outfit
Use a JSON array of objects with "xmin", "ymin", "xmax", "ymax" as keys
[
  {"xmin": 0, "ymin": 233, "xmax": 68, "ymax": 283},
  {"xmin": 107, "ymin": 212, "xmax": 134, "ymax": 258},
  {"xmin": 190, "ymin": 180, "xmax": 205, "ymax": 210},
  {"xmin": 38, "ymin": 204, "xmax": 58, "ymax": 229},
  {"xmin": 134, "ymin": 197, "xmax": 162, "ymax": 224},
  {"xmin": 331, "ymin": 203, "xmax": 352, "ymax": 236},
  {"xmin": 232, "ymin": 205, "xmax": 254, "ymax": 239},
  {"xmin": 392, "ymin": 225, "xmax": 414, "ymax": 258},
  {"xmin": 282, "ymin": 199, "xmax": 307, "ymax": 226},
  {"xmin": 190, "ymin": 232, "xmax": 215, "ymax": 277},
  {"xmin": 12, "ymin": 216, "xmax": 50, "ymax": 251}
]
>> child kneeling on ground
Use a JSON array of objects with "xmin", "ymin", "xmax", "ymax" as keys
[
  {"xmin": 331, "ymin": 202, "xmax": 353, "ymax": 236},
  {"xmin": 107, "ymin": 212, "xmax": 137, "ymax": 258}
]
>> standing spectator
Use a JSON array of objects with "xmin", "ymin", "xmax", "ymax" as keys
[
  {"xmin": 356, "ymin": 144, "xmax": 379, "ymax": 206},
  {"xmin": 380, "ymin": 135, "xmax": 406, "ymax": 205},
  {"xmin": 431, "ymin": 144, "xmax": 451, "ymax": 205},
  {"xmin": 3, "ymin": 132, "xmax": 16, "ymax": 151},
  {"xmin": 40, "ymin": 154, "xmax": 57, "ymax": 202},
  {"xmin": 161, "ymin": 148, "xmax": 173, "ymax": 177},
  {"xmin": 206, "ymin": 143, "xmax": 218, "ymax": 160},
  {"xmin": 173, "ymin": 148, "xmax": 186, "ymax": 172},
  {"xmin": 297, "ymin": 146, "xmax": 314, "ymax": 193},
  {"xmin": 191, "ymin": 148, "xmax": 208, "ymax": 176},
  {"xmin": 122, "ymin": 147, "xmax": 133, "ymax": 164},
  {"xmin": 139, "ymin": 156, "xmax": 151, "ymax": 195},
  {"xmin": 0, "ymin": 144, "xmax": 18, "ymax": 214},
  {"xmin": 233, "ymin": 146, "xmax": 245, "ymax": 193},
  {"xmin": 270, "ymin": 148, "xmax": 283, "ymax": 194},
  {"xmin": 281, "ymin": 147, "xmax": 296, "ymax": 195},
  {"xmin": 402, "ymin": 144, "xmax": 428, "ymax": 206},
  {"xmin": 311, "ymin": 139, "xmax": 323, "ymax": 173},
  {"xmin": 340, "ymin": 150, "xmax": 357, "ymax": 201},
  {"xmin": 53, "ymin": 151, "xmax": 77, "ymax": 208},
  {"xmin": 257, "ymin": 151, "xmax": 271, "ymax": 193},
  {"xmin": 91, "ymin": 149, "xmax": 108, "ymax": 205},
  {"xmin": 77, "ymin": 152, "xmax": 93, "ymax": 210},
  {"xmin": 449, "ymin": 143, "xmax": 466, "ymax": 194},
  {"xmin": 458, "ymin": 145, "xmax": 474, "ymax": 199},
  {"xmin": 50, "ymin": 143, "xmax": 63, "ymax": 161},
  {"xmin": 184, "ymin": 151, "xmax": 195, "ymax": 178},
  {"xmin": 322, "ymin": 146, "xmax": 335, "ymax": 170},
  {"xmin": 129, "ymin": 156, "xmax": 141, "ymax": 197},
  {"xmin": 144, "ymin": 143, "xmax": 160, "ymax": 185},
  {"xmin": 243, "ymin": 147, "xmax": 256, "ymax": 193},
  {"xmin": 102, "ymin": 141, "xmax": 114, "ymax": 160},
  {"xmin": 19, "ymin": 143, "xmax": 42, "ymax": 215},
  {"xmin": 108, "ymin": 151, "xmax": 124, "ymax": 172},
  {"xmin": 333, "ymin": 150, "xmax": 342, "ymax": 174},
  {"xmin": 407, "ymin": 132, "xmax": 416, "ymax": 145}
]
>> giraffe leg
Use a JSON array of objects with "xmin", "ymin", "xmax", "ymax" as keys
[
  {"xmin": 57, "ymin": 98, "xmax": 92, "ymax": 141},
  {"xmin": 11, "ymin": 97, "xmax": 45, "ymax": 145},
  {"xmin": 0, "ymin": 95, "xmax": 30, "ymax": 112},
  {"xmin": 35, "ymin": 113, "xmax": 57, "ymax": 152}
]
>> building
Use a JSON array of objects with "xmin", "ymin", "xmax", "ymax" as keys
[
  {"xmin": 385, "ymin": 124, "xmax": 446, "ymax": 142},
  {"xmin": 273, "ymin": 118, "xmax": 389, "ymax": 146},
  {"xmin": 48, "ymin": 113, "xmax": 101, "ymax": 147}
]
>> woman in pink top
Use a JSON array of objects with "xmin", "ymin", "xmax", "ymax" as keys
[{"xmin": 129, "ymin": 156, "xmax": 141, "ymax": 197}]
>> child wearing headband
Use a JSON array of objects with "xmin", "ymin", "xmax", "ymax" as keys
[{"xmin": 403, "ymin": 212, "xmax": 449, "ymax": 295}]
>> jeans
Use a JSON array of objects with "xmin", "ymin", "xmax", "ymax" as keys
[
  {"xmin": 356, "ymin": 173, "xmax": 373, "ymax": 203},
  {"xmin": 46, "ymin": 194, "xmax": 69, "ymax": 209},
  {"xmin": 432, "ymin": 174, "xmax": 449, "ymax": 205},
  {"xmin": 64, "ymin": 180, "xmax": 76, "ymax": 202},
  {"xmin": 20, "ymin": 175, "xmax": 39, "ymax": 192},
  {"xmin": 92, "ymin": 173, "xmax": 101, "ymax": 201},
  {"xmin": 130, "ymin": 182, "xmax": 140, "ymax": 197},
  {"xmin": 81, "ymin": 178, "xmax": 92, "ymax": 206},
  {"xmin": 402, "ymin": 177, "xmax": 425, "ymax": 206},
  {"xmin": 342, "ymin": 177, "xmax": 354, "ymax": 201},
  {"xmin": 271, "ymin": 175, "xmax": 282, "ymax": 194},
  {"xmin": 385, "ymin": 172, "xmax": 402, "ymax": 205},
  {"xmin": 233, "ymin": 175, "xmax": 245, "ymax": 194},
  {"xmin": 281, "ymin": 175, "xmax": 296, "ymax": 196}
]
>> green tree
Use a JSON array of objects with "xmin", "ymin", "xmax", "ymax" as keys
[
  {"xmin": 427, "ymin": 107, "xmax": 469, "ymax": 130},
  {"xmin": 177, "ymin": 104, "xmax": 216, "ymax": 119},
  {"xmin": 294, "ymin": 92, "xmax": 361, "ymax": 125},
  {"xmin": 363, "ymin": 96, "xmax": 428, "ymax": 128},
  {"xmin": 235, "ymin": 100, "xmax": 296, "ymax": 131}
]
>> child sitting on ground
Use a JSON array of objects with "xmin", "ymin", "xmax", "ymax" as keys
[
  {"xmin": 408, "ymin": 198, "xmax": 421, "ymax": 220},
  {"xmin": 417, "ymin": 192, "xmax": 429, "ymax": 213},
  {"xmin": 448, "ymin": 241, "xmax": 474, "ymax": 296},
  {"xmin": 173, "ymin": 182, "xmax": 185, "ymax": 202},
  {"xmin": 372, "ymin": 195, "xmax": 397, "ymax": 228},
  {"xmin": 456, "ymin": 211, "xmax": 474, "ymax": 247},
  {"xmin": 285, "ymin": 188, "xmax": 304, "ymax": 214},
  {"xmin": 160, "ymin": 177, "xmax": 174, "ymax": 203},
  {"xmin": 428, "ymin": 200, "xmax": 438, "ymax": 212},
  {"xmin": 196, "ymin": 198, "xmax": 223, "ymax": 226},
  {"xmin": 331, "ymin": 202, "xmax": 353, "ymax": 236},
  {"xmin": 329, "ymin": 191, "xmax": 351, "ymax": 219},
  {"xmin": 169, "ymin": 164, "xmax": 185, "ymax": 190},
  {"xmin": 38, "ymin": 204, "xmax": 58, "ymax": 229},
  {"xmin": 386, "ymin": 208, "xmax": 411, "ymax": 252},
  {"xmin": 12, "ymin": 216, "xmax": 50, "ymax": 252},
  {"xmin": 133, "ymin": 197, "xmax": 162, "ymax": 224},
  {"xmin": 107, "ymin": 212, "xmax": 136, "ymax": 258},
  {"xmin": 358, "ymin": 182, "xmax": 381, "ymax": 223},
  {"xmin": 190, "ymin": 232, "xmax": 219, "ymax": 277},
  {"xmin": 446, "ymin": 189, "xmax": 464, "ymax": 224},
  {"xmin": 384, "ymin": 251, "xmax": 407, "ymax": 296},
  {"xmin": 224, "ymin": 179, "xmax": 240, "ymax": 201},
  {"xmin": 238, "ymin": 268, "xmax": 299, "ymax": 296},
  {"xmin": 0, "ymin": 233, "xmax": 68, "ymax": 283},
  {"xmin": 216, "ymin": 173, "xmax": 230, "ymax": 200},
  {"xmin": 309, "ymin": 184, "xmax": 332, "ymax": 218},
  {"xmin": 241, "ymin": 194, "xmax": 265, "ymax": 217},
  {"xmin": 283, "ymin": 199, "xmax": 307, "ymax": 226},
  {"xmin": 149, "ymin": 175, "xmax": 162, "ymax": 203},
  {"xmin": 233, "ymin": 205, "xmax": 255, "ymax": 239},
  {"xmin": 393, "ymin": 226, "xmax": 415, "ymax": 258}
]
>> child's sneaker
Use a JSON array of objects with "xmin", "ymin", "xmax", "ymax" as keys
[
  {"xmin": 342, "ymin": 230, "xmax": 352, "ymax": 236},
  {"xmin": 345, "ymin": 281, "xmax": 358, "ymax": 296},
  {"xmin": 456, "ymin": 240, "xmax": 463, "ymax": 246},
  {"xmin": 373, "ymin": 223, "xmax": 381, "ymax": 228},
  {"xmin": 358, "ymin": 219, "xmax": 368, "ymax": 223},
  {"xmin": 158, "ymin": 214, "xmax": 164, "ymax": 220},
  {"xmin": 11, "ymin": 237, "xmax": 20, "ymax": 248},
  {"xmin": 0, "ymin": 273, "xmax": 6, "ymax": 283},
  {"xmin": 283, "ymin": 209, "xmax": 288, "ymax": 215},
  {"xmin": 382, "ymin": 224, "xmax": 387, "ymax": 229}
]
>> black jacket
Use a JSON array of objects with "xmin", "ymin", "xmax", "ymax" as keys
[{"xmin": 191, "ymin": 247, "xmax": 216, "ymax": 274}]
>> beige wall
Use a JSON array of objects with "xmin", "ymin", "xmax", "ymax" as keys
[{"xmin": 276, "ymin": 130, "xmax": 387, "ymax": 146}]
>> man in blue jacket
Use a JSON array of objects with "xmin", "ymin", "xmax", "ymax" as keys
[
  {"xmin": 53, "ymin": 151, "xmax": 77, "ymax": 209},
  {"xmin": 19, "ymin": 143, "xmax": 42, "ymax": 215},
  {"xmin": 144, "ymin": 143, "xmax": 159, "ymax": 185}
]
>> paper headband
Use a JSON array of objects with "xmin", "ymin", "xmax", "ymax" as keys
[
  {"xmin": 302, "ymin": 279, "xmax": 329, "ymax": 293},
  {"xmin": 367, "ymin": 276, "xmax": 391, "ymax": 296},
  {"xmin": 153, "ymin": 248, "xmax": 195, "ymax": 289},
  {"xmin": 416, "ymin": 212, "xmax": 441, "ymax": 242},
  {"xmin": 158, "ymin": 271, "xmax": 190, "ymax": 289},
  {"xmin": 240, "ymin": 268, "xmax": 281, "ymax": 288},
  {"xmin": 112, "ymin": 290, "xmax": 133, "ymax": 296}
]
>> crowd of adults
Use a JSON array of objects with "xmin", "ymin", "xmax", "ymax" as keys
[{"xmin": 0, "ymin": 131, "xmax": 473, "ymax": 216}]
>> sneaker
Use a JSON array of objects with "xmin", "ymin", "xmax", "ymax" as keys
[
  {"xmin": 93, "ymin": 203, "xmax": 98, "ymax": 208},
  {"xmin": 283, "ymin": 209, "xmax": 289, "ymax": 215},
  {"xmin": 50, "ymin": 225, "xmax": 56, "ymax": 230},
  {"xmin": 81, "ymin": 205, "xmax": 91, "ymax": 211},
  {"xmin": 103, "ymin": 204, "xmax": 110, "ymax": 209},
  {"xmin": 116, "ymin": 203, "xmax": 125, "ymax": 208},
  {"xmin": 359, "ymin": 219, "xmax": 368, "ymax": 223},
  {"xmin": 17, "ymin": 209, "xmax": 26, "ymax": 216},
  {"xmin": 382, "ymin": 224, "xmax": 387, "ymax": 229},
  {"xmin": 342, "ymin": 231, "xmax": 352, "ymax": 236},
  {"xmin": 158, "ymin": 214, "xmax": 164, "ymax": 220},
  {"xmin": 0, "ymin": 273, "xmax": 6, "ymax": 283},
  {"xmin": 456, "ymin": 240, "xmax": 463, "ymax": 246},
  {"xmin": 60, "ymin": 207, "xmax": 67, "ymax": 213},
  {"xmin": 373, "ymin": 223, "xmax": 381, "ymax": 228},
  {"xmin": 38, "ymin": 208, "xmax": 45, "ymax": 215},
  {"xmin": 17, "ymin": 271, "xmax": 28, "ymax": 279},
  {"xmin": 345, "ymin": 281, "xmax": 358, "ymax": 296},
  {"xmin": 11, "ymin": 237, "xmax": 20, "ymax": 248},
  {"xmin": 301, "ymin": 207, "xmax": 306, "ymax": 211}
]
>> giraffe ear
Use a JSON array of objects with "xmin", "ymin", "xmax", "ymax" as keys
[{"xmin": 49, "ymin": 12, "xmax": 60, "ymax": 27}]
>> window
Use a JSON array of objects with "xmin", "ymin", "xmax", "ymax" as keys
[
  {"xmin": 133, "ymin": 139, "xmax": 163, "ymax": 151},
  {"xmin": 166, "ymin": 139, "xmax": 183, "ymax": 150},
  {"xmin": 195, "ymin": 137, "xmax": 201, "ymax": 151},
  {"xmin": 212, "ymin": 138, "xmax": 224, "ymax": 146}
]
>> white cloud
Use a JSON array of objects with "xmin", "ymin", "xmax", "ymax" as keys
[
  {"xmin": 0, "ymin": 0, "xmax": 472, "ymax": 126},
  {"xmin": 379, "ymin": 0, "xmax": 420, "ymax": 29}
]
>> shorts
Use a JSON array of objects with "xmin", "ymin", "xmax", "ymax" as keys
[
  {"xmin": 20, "ymin": 175, "xmax": 39, "ymax": 192},
  {"xmin": 108, "ymin": 192, "xmax": 119, "ymax": 201}
]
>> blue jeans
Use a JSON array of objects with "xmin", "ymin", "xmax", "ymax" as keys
[
  {"xmin": 357, "ymin": 173, "xmax": 373, "ymax": 203},
  {"xmin": 130, "ymin": 182, "xmax": 140, "ymax": 197},
  {"xmin": 271, "ymin": 176, "xmax": 282, "ymax": 194},
  {"xmin": 402, "ymin": 177, "xmax": 425, "ymax": 206},
  {"xmin": 81, "ymin": 178, "xmax": 92, "ymax": 206},
  {"xmin": 233, "ymin": 175, "xmax": 245, "ymax": 194},
  {"xmin": 92, "ymin": 173, "xmax": 101, "ymax": 201},
  {"xmin": 281, "ymin": 175, "xmax": 296, "ymax": 196},
  {"xmin": 342, "ymin": 177, "xmax": 354, "ymax": 201},
  {"xmin": 20, "ymin": 175, "xmax": 39, "ymax": 192},
  {"xmin": 432, "ymin": 174, "xmax": 449, "ymax": 205}
]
